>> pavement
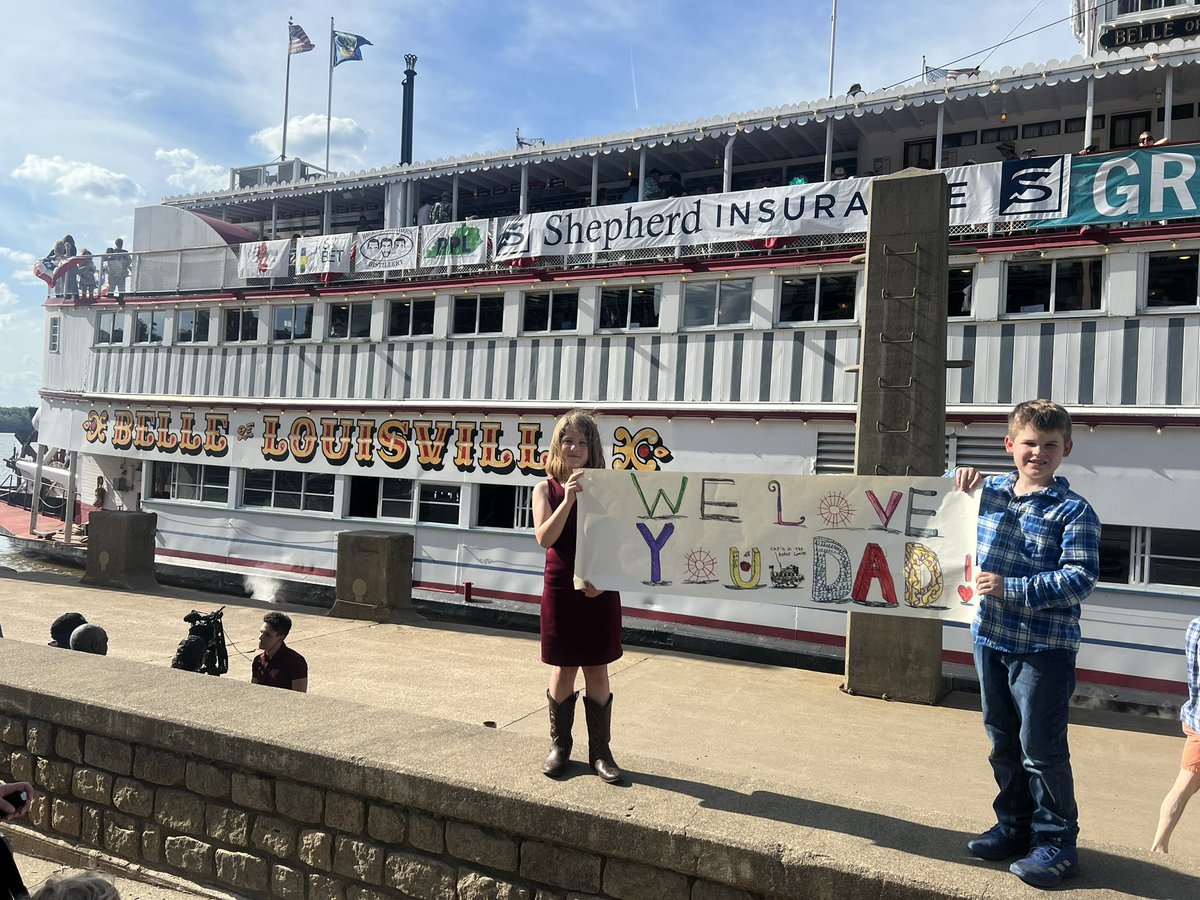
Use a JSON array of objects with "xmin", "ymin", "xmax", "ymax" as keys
[{"xmin": 0, "ymin": 565, "xmax": 1198, "ymax": 899}]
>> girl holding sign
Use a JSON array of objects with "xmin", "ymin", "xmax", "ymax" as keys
[{"xmin": 532, "ymin": 410, "xmax": 623, "ymax": 783}]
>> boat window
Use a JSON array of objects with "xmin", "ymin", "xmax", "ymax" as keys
[
  {"xmin": 134, "ymin": 309, "xmax": 166, "ymax": 344},
  {"xmin": 1116, "ymin": 0, "xmax": 1186, "ymax": 14},
  {"xmin": 476, "ymin": 483, "xmax": 533, "ymax": 530},
  {"xmin": 242, "ymin": 469, "xmax": 333, "ymax": 513},
  {"xmin": 452, "ymin": 295, "xmax": 504, "ymax": 335},
  {"xmin": 150, "ymin": 462, "xmax": 229, "ymax": 504},
  {"xmin": 417, "ymin": 483, "xmax": 461, "ymax": 525},
  {"xmin": 387, "ymin": 299, "xmax": 435, "ymax": 338},
  {"xmin": 327, "ymin": 301, "xmax": 372, "ymax": 340},
  {"xmin": 1099, "ymin": 524, "xmax": 1200, "ymax": 590},
  {"xmin": 1110, "ymin": 111, "xmax": 1152, "ymax": 149},
  {"xmin": 1004, "ymin": 257, "xmax": 1102, "ymax": 315},
  {"xmin": 948, "ymin": 267, "xmax": 975, "ymax": 318},
  {"xmin": 522, "ymin": 290, "xmax": 578, "ymax": 333},
  {"xmin": 1157, "ymin": 102, "xmax": 1195, "ymax": 123},
  {"xmin": 1145, "ymin": 252, "xmax": 1200, "ymax": 308},
  {"xmin": 95, "ymin": 311, "xmax": 125, "ymax": 345},
  {"xmin": 176, "ymin": 309, "xmax": 210, "ymax": 344},
  {"xmin": 1021, "ymin": 120, "xmax": 1061, "ymax": 140},
  {"xmin": 980, "ymin": 125, "xmax": 1018, "ymax": 145},
  {"xmin": 778, "ymin": 274, "xmax": 856, "ymax": 324},
  {"xmin": 683, "ymin": 279, "xmax": 752, "ymax": 328},
  {"xmin": 48, "ymin": 317, "xmax": 60, "ymax": 353},
  {"xmin": 273, "ymin": 304, "xmax": 314, "ymax": 341},
  {"xmin": 599, "ymin": 285, "xmax": 660, "ymax": 330},
  {"xmin": 347, "ymin": 475, "xmax": 414, "ymax": 519},
  {"xmin": 1064, "ymin": 114, "xmax": 1105, "ymax": 134},
  {"xmin": 224, "ymin": 307, "xmax": 259, "ymax": 343}
]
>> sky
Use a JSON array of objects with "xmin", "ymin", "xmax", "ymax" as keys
[{"xmin": 0, "ymin": 0, "xmax": 1086, "ymax": 407}]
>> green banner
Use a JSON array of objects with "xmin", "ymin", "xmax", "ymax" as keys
[{"xmin": 1038, "ymin": 146, "xmax": 1200, "ymax": 227}]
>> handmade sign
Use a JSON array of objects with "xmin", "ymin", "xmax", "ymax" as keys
[{"xmin": 574, "ymin": 470, "xmax": 981, "ymax": 622}]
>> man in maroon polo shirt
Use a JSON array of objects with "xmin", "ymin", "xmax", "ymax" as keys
[{"xmin": 251, "ymin": 612, "xmax": 308, "ymax": 692}]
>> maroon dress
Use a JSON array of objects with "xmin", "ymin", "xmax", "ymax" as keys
[{"xmin": 540, "ymin": 477, "xmax": 623, "ymax": 666}]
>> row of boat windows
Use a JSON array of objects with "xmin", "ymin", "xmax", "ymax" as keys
[
  {"xmin": 149, "ymin": 462, "xmax": 532, "ymax": 529},
  {"xmin": 148, "ymin": 460, "xmax": 1199, "ymax": 593},
  {"xmin": 79, "ymin": 251, "xmax": 1200, "ymax": 350}
]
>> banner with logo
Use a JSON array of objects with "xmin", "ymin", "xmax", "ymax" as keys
[
  {"xmin": 296, "ymin": 233, "xmax": 354, "ymax": 275},
  {"xmin": 419, "ymin": 220, "xmax": 489, "ymax": 268},
  {"xmin": 355, "ymin": 228, "xmax": 419, "ymax": 272},
  {"xmin": 236, "ymin": 239, "xmax": 291, "ymax": 278},
  {"xmin": 574, "ymin": 470, "xmax": 981, "ymax": 622},
  {"xmin": 1035, "ymin": 146, "xmax": 1200, "ymax": 227},
  {"xmin": 495, "ymin": 157, "xmax": 1072, "ymax": 260}
]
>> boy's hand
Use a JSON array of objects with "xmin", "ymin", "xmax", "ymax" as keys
[
  {"xmin": 976, "ymin": 571, "xmax": 1004, "ymax": 598},
  {"xmin": 581, "ymin": 580, "xmax": 602, "ymax": 598},
  {"xmin": 954, "ymin": 466, "xmax": 983, "ymax": 492}
]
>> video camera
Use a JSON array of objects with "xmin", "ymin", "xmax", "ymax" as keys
[{"xmin": 170, "ymin": 606, "xmax": 229, "ymax": 676}]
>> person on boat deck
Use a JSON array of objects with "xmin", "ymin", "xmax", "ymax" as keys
[
  {"xmin": 57, "ymin": 234, "xmax": 78, "ymax": 298},
  {"xmin": 104, "ymin": 238, "xmax": 130, "ymax": 296},
  {"xmin": 954, "ymin": 400, "xmax": 1100, "ymax": 889},
  {"xmin": 416, "ymin": 195, "xmax": 434, "ymax": 226},
  {"xmin": 1151, "ymin": 616, "xmax": 1200, "ymax": 853},
  {"xmin": 75, "ymin": 250, "xmax": 97, "ymax": 300},
  {"xmin": 642, "ymin": 169, "xmax": 662, "ymax": 200},
  {"xmin": 658, "ymin": 172, "xmax": 685, "ymax": 198},
  {"xmin": 252, "ymin": 612, "xmax": 308, "ymax": 692},
  {"xmin": 533, "ymin": 410, "xmax": 623, "ymax": 784},
  {"xmin": 1139, "ymin": 131, "xmax": 1168, "ymax": 147},
  {"xmin": 431, "ymin": 191, "xmax": 453, "ymax": 224},
  {"xmin": 620, "ymin": 177, "xmax": 639, "ymax": 203}
]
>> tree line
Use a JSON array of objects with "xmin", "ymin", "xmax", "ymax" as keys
[{"xmin": 0, "ymin": 407, "xmax": 36, "ymax": 435}]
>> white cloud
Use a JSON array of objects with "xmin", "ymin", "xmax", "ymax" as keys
[
  {"xmin": 154, "ymin": 148, "xmax": 228, "ymax": 195},
  {"xmin": 0, "ymin": 247, "xmax": 40, "ymax": 285},
  {"xmin": 251, "ymin": 114, "xmax": 370, "ymax": 174},
  {"xmin": 0, "ymin": 283, "xmax": 43, "ymax": 405},
  {"xmin": 10, "ymin": 155, "xmax": 142, "ymax": 204}
]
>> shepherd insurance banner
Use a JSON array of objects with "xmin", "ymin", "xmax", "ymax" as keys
[
  {"xmin": 574, "ymin": 471, "xmax": 981, "ymax": 622},
  {"xmin": 355, "ymin": 227, "xmax": 419, "ymax": 272},
  {"xmin": 1036, "ymin": 146, "xmax": 1200, "ymax": 227},
  {"xmin": 496, "ymin": 157, "xmax": 1071, "ymax": 260},
  {"xmin": 296, "ymin": 233, "xmax": 354, "ymax": 275},
  {"xmin": 236, "ymin": 239, "xmax": 291, "ymax": 278}
]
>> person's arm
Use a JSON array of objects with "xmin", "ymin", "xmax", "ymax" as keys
[
  {"xmin": 533, "ymin": 474, "xmax": 585, "ymax": 548},
  {"xmin": 1004, "ymin": 503, "xmax": 1101, "ymax": 610},
  {"xmin": 0, "ymin": 782, "xmax": 34, "ymax": 820}
]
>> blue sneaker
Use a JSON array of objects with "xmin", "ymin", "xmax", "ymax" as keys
[
  {"xmin": 1010, "ymin": 842, "xmax": 1080, "ymax": 888},
  {"xmin": 967, "ymin": 823, "xmax": 1031, "ymax": 861}
]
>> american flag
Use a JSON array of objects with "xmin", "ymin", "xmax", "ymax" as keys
[
  {"xmin": 925, "ymin": 65, "xmax": 980, "ymax": 83},
  {"xmin": 288, "ymin": 23, "xmax": 314, "ymax": 55}
]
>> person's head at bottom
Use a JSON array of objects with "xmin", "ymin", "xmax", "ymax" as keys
[
  {"xmin": 69, "ymin": 624, "xmax": 108, "ymax": 655},
  {"xmin": 33, "ymin": 871, "xmax": 120, "ymax": 900},
  {"xmin": 49, "ymin": 612, "xmax": 87, "ymax": 648}
]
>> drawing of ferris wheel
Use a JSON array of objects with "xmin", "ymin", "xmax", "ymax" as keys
[
  {"xmin": 684, "ymin": 548, "xmax": 718, "ymax": 583},
  {"xmin": 818, "ymin": 491, "xmax": 856, "ymax": 528}
]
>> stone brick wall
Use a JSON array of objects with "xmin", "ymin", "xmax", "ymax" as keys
[{"xmin": 0, "ymin": 644, "xmax": 791, "ymax": 900}]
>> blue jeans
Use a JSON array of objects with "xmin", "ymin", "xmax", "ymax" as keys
[{"xmin": 974, "ymin": 644, "xmax": 1079, "ymax": 845}]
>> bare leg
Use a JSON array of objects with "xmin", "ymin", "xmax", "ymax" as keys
[
  {"xmin": 581, "ymin": 665, "xmax": 610, "ymax": 704},
  {"xmin": 548, "ymin": 665, "xmax": 579, "ymax": 702},
  {"xmin": 1151, "ymin": 769, "xmax": 1200, "ymax": 853}
]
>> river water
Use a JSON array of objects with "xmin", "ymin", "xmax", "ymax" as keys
[{"xmin": 0, "ymin": 431, "xmax": 79, "ymax": 575}]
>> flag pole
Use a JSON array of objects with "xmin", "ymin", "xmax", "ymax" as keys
[
  {"xmin": 325, "ymin": 16, "xmax": 334, "ymax": 174},
  {"xmin": 281, "ymin": 17, "xmax": 294, "ymax": 160}
]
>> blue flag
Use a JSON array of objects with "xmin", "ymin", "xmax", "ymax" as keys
[{"xmin": 333, "ymin": 31, "xmax": 372, "ymax": 66}]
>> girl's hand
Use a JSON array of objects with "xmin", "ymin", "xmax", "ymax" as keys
[
  {"xmin": 562, "ymin": 470, "xmax": 585, "ymax": 502},
  {"xmin": 954, "ymin": 466, "xmax": 982, "ymax": 492},
  {"xmin": 582, "ymin": 581, "xmax": 602, "ymax": 598},
  {"xmin": 976, "ymin": 571, "xmax": 1004, "ymax": 598}
]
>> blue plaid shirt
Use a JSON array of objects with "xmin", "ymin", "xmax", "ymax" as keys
[
  {"xmin": 971, "ymin": 472, "xmax": 1101, "ymax": 654},
  {"xmin": 1183, "ymin": 617, "xmax": 1200, "ymax": 732}
]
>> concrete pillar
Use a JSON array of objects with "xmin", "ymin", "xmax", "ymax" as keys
[
  {"xmin": 843, "ymin": 167, "xmax": 951, "ymax": 705},
  {"xmin": 329, "ymin": 531, "xmax": 415, "ymax": 622},
  {"xmin": 81, "ymin": 510, "xmax": 159, "ymax": 591}
]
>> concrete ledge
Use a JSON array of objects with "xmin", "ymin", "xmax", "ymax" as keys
[{"xmin": 1, "ymin": 642, "xmax": 1196, "ymax": 899}]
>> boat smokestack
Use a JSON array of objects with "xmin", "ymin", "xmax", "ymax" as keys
[{"xmin": 401, "ymin": 54, "xmax": 417, "ymax": 165}]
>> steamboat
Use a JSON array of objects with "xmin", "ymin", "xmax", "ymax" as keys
[{"xmin": 15, "ymin": 1, "xmax": 1200, "ymax": 698}]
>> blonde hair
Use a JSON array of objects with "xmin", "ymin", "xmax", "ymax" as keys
[
  {"xmin": 32, "ymin": 872, "xmax": 120, "ymax": 900},
  {"xmin": 1008, "ymin": 399, "xmax": 1072, "ymax": 442},
  {"xmin": 545, "ymin": 410, "xmax": 605, "ymax": 482}
]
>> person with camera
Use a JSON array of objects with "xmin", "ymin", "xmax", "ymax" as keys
[{"xmin": 251, "ymin": 612, "xmax": 307, "ymax": 692}]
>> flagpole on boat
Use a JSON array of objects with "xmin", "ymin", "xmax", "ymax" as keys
[
  {"xmin": 281, "ymin": 17, "xmax": 294, "ymax": 161},
  {"xmin": 824, "ymin": 0, "xmax": 837, "ymax": 181},
  {"xmin": 325, "ymin": 16, "xmax": 335, "ymax": 174}
]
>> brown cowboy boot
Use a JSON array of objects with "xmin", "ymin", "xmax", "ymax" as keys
[
  {"xmin": 543, "ymin": 690, "xmax": 577, "ymax": 777},
  {"xmin": 583, "ymin": 692, "xmax": 621, "ymax": 783}
]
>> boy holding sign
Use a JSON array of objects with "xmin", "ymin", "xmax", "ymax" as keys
[{"xmin": 954, "ymin": 400, "xmax": 1101, "ymax": 889}]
